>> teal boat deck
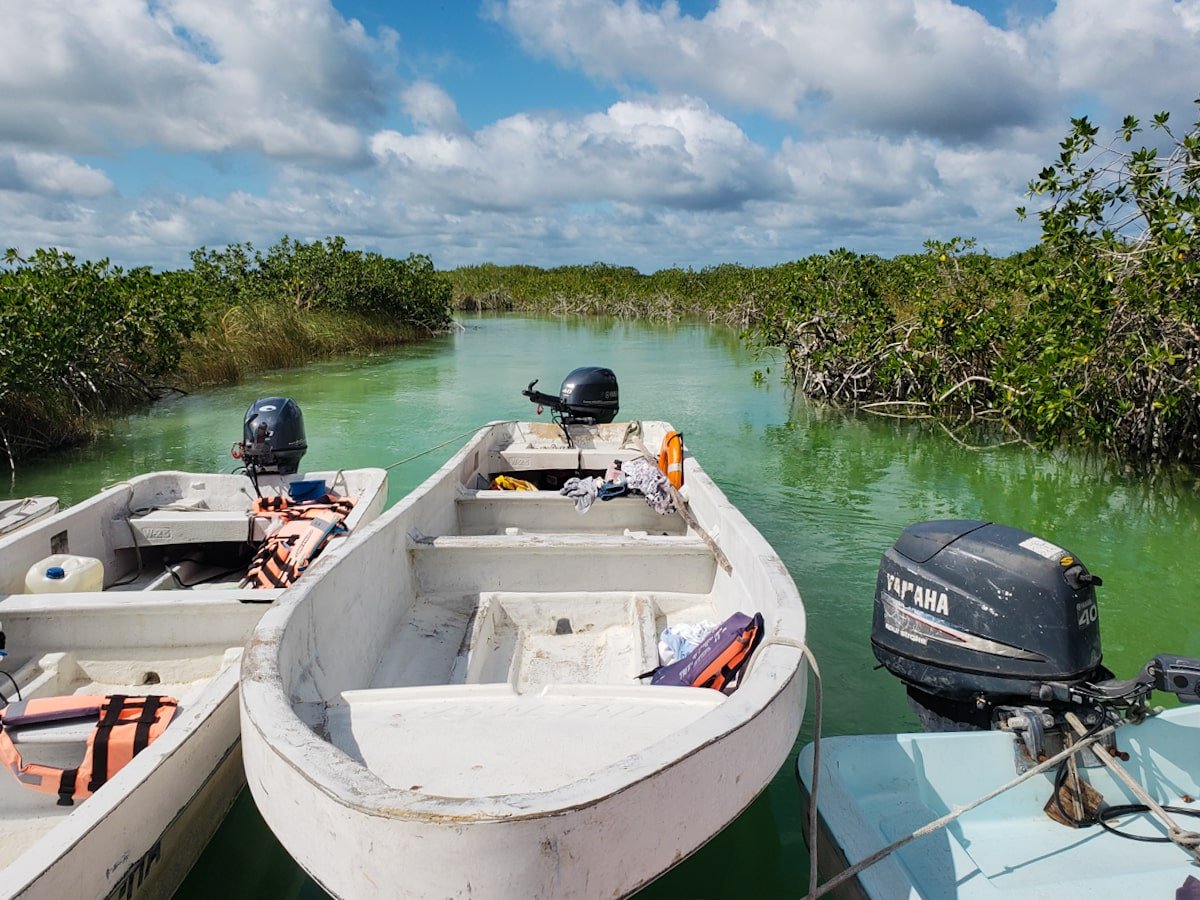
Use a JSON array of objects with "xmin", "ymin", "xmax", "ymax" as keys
[{"xmin": 798, "ymin": 704, "xmax": 1200, "ymax": 898}]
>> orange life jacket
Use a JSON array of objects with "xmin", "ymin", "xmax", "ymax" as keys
[
  {"xmin": 245, "ymin": 494, "xmax": 355, "ymax": 589},
  {"xmin": 0, "ymin": 694, "xmax": 178, "ymax": 806}
]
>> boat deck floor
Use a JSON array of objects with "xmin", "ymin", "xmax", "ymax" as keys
[
  {"xmin": 806, "ymin": 710, "xmax": 1200, "ymax": 897},
  {"xmin": 326, "ymin": 682, "xmax": 722, "ymax": 797},
  {"xmin": 326, "ymin": 588, "xmax": 723, "ymax": 797}
]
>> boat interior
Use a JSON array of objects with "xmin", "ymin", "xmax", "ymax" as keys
[
  {"xmin": 806, "ymin": 705, "xmax": 1200, "ymax": 895},
  {"xmin": 0, "ymin": 469, "xmax": 386, "ymax": 596},
  {"xmin": 0, "ymin": 593, "xmax": 257, "ymax": 868},
  {"xmin": 296, "ymin": 422, "xmax": 793, "ymax": 797},
  {"xmin": 0, "ymin": 468, "xmax": 386, "ymax": 853}
]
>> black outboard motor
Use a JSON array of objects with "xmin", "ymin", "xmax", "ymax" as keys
[
  {"xmin": 523, "ymin": 366, "xmax": 619, "ymax": 425},
  {"xmin": 872, "ymin": 520, "xmax": 1200, "ymax": 748},
  {"xmin": 237, "ymin": 397, "xmax": 308, "ymax": 476},
  {"xmin": 873, "ymin": 520, "xmax": 1104, "ymax": 730}
]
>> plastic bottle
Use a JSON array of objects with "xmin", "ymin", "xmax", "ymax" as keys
[{"xmin": 24, "ymin": 554, "xmax": 105, "ymax": 593}]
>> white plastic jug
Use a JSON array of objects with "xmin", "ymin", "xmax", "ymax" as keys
[{"xmin": 25, "ymin": 554, "xmax": 105, "ymax": 593}]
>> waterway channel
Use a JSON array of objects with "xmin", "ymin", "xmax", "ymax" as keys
[{"xmin": 8, "ymin": 314, "xmax": 1200, "ymax": 898}]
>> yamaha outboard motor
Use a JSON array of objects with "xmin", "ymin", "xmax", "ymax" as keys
[
  {"xmin": 237, "ymin": 397, "xmax": 308, "ymax": 476},
  {"xmin": 872, "ymin": 520, "xmax": 1200, "ymax": 760},
  {"xmin": 523, "ymin": 367, "xmax": 619, "ymax": 425}
]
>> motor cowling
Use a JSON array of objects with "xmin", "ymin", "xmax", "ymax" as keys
[
  {"xmin": 558, "ymin": 366, "xmax": 619, "ymax": 424},
  {"xmin": 241, "ymin": 397, "xmax": 307, "ymax": 475},
  {"xmin": 871, "ymin": 520, "xmax": 1105, "ymax": 729}
]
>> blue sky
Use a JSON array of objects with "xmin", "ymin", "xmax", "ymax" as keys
[{"xmin": 1, "ymin": 0, "xmax": 1198, "ymax": 272}]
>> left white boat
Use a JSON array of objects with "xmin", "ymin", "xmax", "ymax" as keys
[
  {"xmin": 0, "ymin": 396, "xmax": 387, "ymax": 900},
  {"xmin": 0, "ymin": 497, "xmax": 58, "ymax": 538}
]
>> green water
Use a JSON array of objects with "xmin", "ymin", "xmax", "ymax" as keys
[{"xmin": 9, "ymin": 315, "xmax": 1200, "ymax": 898}]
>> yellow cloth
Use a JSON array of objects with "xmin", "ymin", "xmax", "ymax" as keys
[{"xmin": 489, "ymin": 475, "xmax": 538, "ymax": 491}]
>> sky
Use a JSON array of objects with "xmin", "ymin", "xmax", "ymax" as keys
[{"xmin": 1, "ymin": 0, "xmax": 1199, "ymax": 273}]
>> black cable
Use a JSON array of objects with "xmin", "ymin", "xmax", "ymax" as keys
[
  {"xmin": 0, "ymin": 669, "xmax": 21, "ymax": 703},
  {"xmin": 551, "ymin": 409, "xmax": 574, "ymax": 448},
  {"xmin": 163, "ymin": 562, "xmax": 247, "ymax": 588},
  {"xmin": 1096, "ymin": 803, "xmax": 1200, "ymax": 843}
]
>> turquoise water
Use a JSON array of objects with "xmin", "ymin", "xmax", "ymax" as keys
[{"xmin": 8, "ymin": 315, "xmax": 1200, "ymax": 898}]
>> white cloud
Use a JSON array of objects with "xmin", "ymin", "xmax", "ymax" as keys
[
  {"xmin": 0, "ymin": 147, "xmax": 114, "ymax": 196},
  {"xmin": 370, "ymin": 95, "xmax": 788, "ymax": 212},
  {"xmin": 0, "ymin": 0, "xmax": 387, "ymax": 161},
  {"xmin": 403, "ymin": 82, "xmax": 466, "ymax": 134},
  {"xmin": 494, "ymin": 0, "xmax": 1053, "ymax": 141},
  {"xmin": 1037, "ymin": 0, "xmax": 1200, "ymax": 117}
]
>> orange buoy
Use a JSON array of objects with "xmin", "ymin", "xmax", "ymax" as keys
[{"xmin": 658, "ymin": 430, "xmax": 684, "ymax": 488}]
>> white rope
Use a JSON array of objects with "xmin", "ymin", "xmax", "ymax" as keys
[
  {"xmin": 742, "ymin": 634, "xmax": 823, "ymax": 900},
  {"xmin": 383, "ymin": 421, "xmax": 512, "ymax": 471}
]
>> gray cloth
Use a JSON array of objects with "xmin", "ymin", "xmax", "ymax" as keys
[{"xmin": 560, "ymin": 476, "xmax": 599, "ymax": 513}]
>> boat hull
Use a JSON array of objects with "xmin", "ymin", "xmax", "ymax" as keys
[
  {"xmin": 0, "ymin": 497, "xmax": 57, "ymax": 538},
  {"xmin": 243, "ymin": 671, "xmax": 802, "ymax": 899},
  {"xmin": 241, "ymin": 421, "xmax": 809, "ymax": 898}
]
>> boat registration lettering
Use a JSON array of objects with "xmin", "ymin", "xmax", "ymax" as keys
[
  {"xmin": 104, "ymin": 840, "xmax": 161, "ymax": 900},
  {"xmin": 885, "ymin": 572, "xmax": 949, "ymax": 616}
]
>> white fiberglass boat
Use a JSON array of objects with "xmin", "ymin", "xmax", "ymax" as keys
[
  {"xmin": 0, "ymin": 397, "xmax": 386, "ymax": 900},
  {"xmin": 241, "ymin": 369, "xmax": 809, "ymax": 899}
]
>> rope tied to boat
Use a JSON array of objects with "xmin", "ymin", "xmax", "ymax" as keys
[
  {"xmin": 800, "ymin": 705, "xmax": 1200, "ymax": 898},
  {"xmin": 382, "ymin": 421, "xmax": 515, "ymax": 471},
  {"xmin": 1063, "ymin": 711, "xmax": 1200, "ymax": 862}
]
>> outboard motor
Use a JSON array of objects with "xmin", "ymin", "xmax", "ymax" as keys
[
  {"xmin": 235, "ymin": 397, "xmax": 308, "ymax": 476},
  {"xmin": 872, "ymin": 520, "xmax": 1200, "ymax": 757},
  {"xmin": 523, "ymin": 366, "xmax": 619, "ymax": 425}
]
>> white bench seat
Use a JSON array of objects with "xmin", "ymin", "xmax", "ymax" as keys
[
  {"xmin": 409, "ymin": 532, "xmax": 717, "ymax": 595},
  {"xmin": 456, "ymin": 489, "xmax": 686, "ymax": 536},
  {"xmin": 116, "ymin": 509, "xmax": 268, "ymax": 548},
  {"xmin": 488, "ymin": 446, "xmax": 644, "ymax": 475}
]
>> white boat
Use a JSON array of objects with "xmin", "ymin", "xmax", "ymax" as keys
[
  {"xmin": 797, "ymin": 518, "xmax": 1200, "ymax": 899},
  {"xmin": 0, "ymin": 398, "xmax": 387, "ymax": 900},
  {"xmin": 241, "ymin": 415, "xmax": 808, "ymax": 899},
  {"xmin": 0, "ymin": 497, "xmax": 57, "ymax": 537}
]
